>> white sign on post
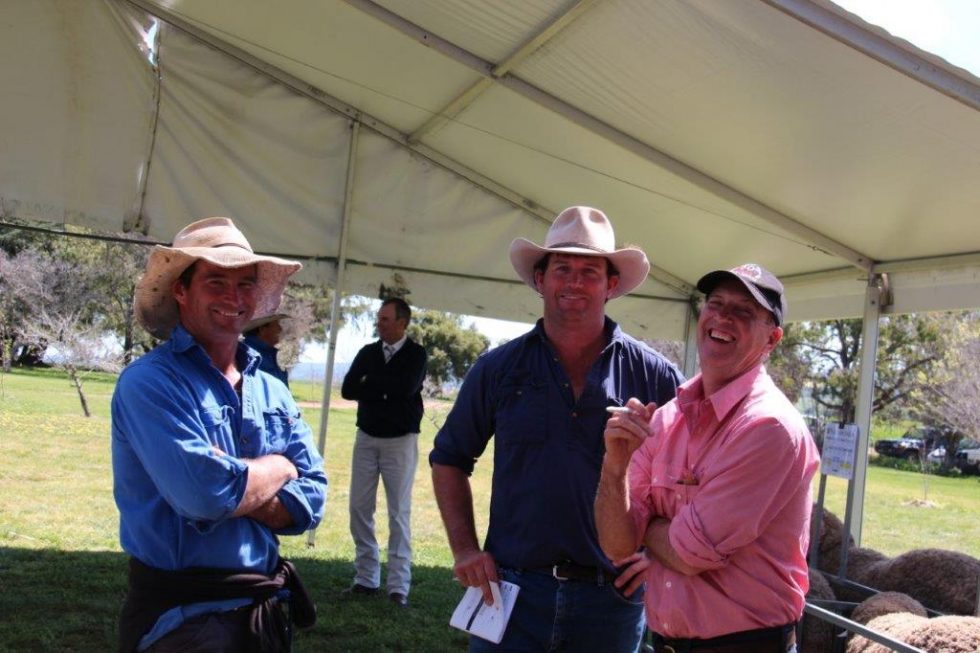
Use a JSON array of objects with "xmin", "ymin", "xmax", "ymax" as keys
[{"xmin": 820, "ymin": 423, "xmax": 859, "ymax": 479}]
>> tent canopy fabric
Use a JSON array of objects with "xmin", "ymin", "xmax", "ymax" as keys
[{"xmin": 3, "ymin": 0, "xmax": 980, "ymax": 341}]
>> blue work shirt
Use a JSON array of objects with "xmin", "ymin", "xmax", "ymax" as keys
[
  {"xmin": 111, "ymin": 325, "xmax": 326, "ymax": 648},
  {"xmin": 430, "ymin": 318, "xmax": 683, "ymax": 573},
  {"xmin": 242, "ymin": 334, "xmax": 289, "ymax": 387}
]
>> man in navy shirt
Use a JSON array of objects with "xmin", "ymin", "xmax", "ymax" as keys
[
  {"xmin": 112, "ymin": 217, "xmax": 326, "ymax": 651},
  {"xmin": 431, "ymin": 206, "xmax": 683, "ymax": 652},
  {"xmin": 242, "ymin": 312, "xmax": 290, "ymax": 387}
]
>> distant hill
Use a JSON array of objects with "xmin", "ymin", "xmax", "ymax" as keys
[{"xmin": 289, "ymin": 360, "xmax": 351, "ymax": 384}]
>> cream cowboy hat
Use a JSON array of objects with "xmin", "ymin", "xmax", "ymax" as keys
[
  {"xmin": 135, "ymin": 217, "xmax": 301, "ymax": 339},
  {"xmin": 509, "ymin": 206, "xmax": 650, "ymax": 299}
]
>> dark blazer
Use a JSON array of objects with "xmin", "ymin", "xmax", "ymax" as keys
[{"xmin": 341, "ymin": 338, "xmax": 427, "ymax": 437}]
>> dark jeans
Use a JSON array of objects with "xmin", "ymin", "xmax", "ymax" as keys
[
  {"xmin": 143, "ymin": 608, "xmax": 251, "ymax": 653},
  {"xmin": 469, "ymin": 567, "xmax": 646, "ymax": 653}
]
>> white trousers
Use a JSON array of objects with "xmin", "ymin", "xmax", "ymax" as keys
[{"xmin": 348, "ymin": 429, "xmax": 419, "ymax": 596}]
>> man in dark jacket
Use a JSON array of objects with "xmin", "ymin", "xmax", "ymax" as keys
[{"xmin": 341, "ymin": 297, "xmax": 427, "ymax": 607}]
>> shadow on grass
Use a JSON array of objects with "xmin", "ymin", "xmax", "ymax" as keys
[{"xmin": 0, "ymin": 546, "xmax": 469, "ymax": 652}]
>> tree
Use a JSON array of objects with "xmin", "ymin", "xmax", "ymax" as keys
[
  {"xmin": 5, "ymin": 248, "xmax": 122, "ymax": 415},
  {"xmin": 407, "ymin": 310, "xmax": 489, "ymax": 396},
  {"xmin": 1, "ymin": 250, "xmax": 46, "ymax": 371},
  {"xmin": 767, "ymin": 314, "xmax": 945, "ymax": 423},
  {"xmin": 0, "ymin": 224, "xmax": 156, "ymax": 366},
  {"xmin": 87, "ymin": 240, "xmax": 152, "ymax": 364},
  {"xmin": 914, "ymin": 313, "xmax": 980, "ymax": 471}
]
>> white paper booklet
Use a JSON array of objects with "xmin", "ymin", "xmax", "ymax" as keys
[{"xmin": 449, "ymin": 580, "xmax": 520, "ymax": 644}]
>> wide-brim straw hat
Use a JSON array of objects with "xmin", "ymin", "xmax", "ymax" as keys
[
  {"xmin": 509, "ymin": 206, "xmax": 649, "ymax": 299},
  {"xmin": 244, "ymin": 312, "xmax": 290, "ymax": 332},
  {"xmin": 135, "ymin": 217, "xmax": 301, "ymax": 339}
]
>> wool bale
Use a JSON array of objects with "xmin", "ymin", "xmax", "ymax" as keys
[
  {"xmin": 832, "ymin": 547, "xmax": 890, "ymax": 603},
  {"xmin": 846, "ymin": 613, "xmax": 920, "ymax": 653},
  {"xmin": 850, "ymin": 592, "xmax": 926, "ymax": 625},
  {"xmin": 848, "ymin": 613, "xmax": 980, "ymax": 653},
  {"xmin": 903, "ymin": 615, "xmax": 980, "ymax": 652},
  {"xmin": 801, "ymin": 568, "xmax": 837, "ymax": 653},
  {"xmin": 872, "ymin": 548, "xmax": 980, "ymax": 616}
]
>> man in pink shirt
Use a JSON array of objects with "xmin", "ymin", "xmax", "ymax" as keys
[{"xmin": 595, "ymin": 263, "xmax": 820, "ymax": 653}]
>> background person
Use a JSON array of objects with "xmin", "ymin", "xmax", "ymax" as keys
[
  {"xmin": 242, "ymin": 312, "xmax": 290, "ymax": 387},
  {"xmin": 112, "ymin": 217, "xmax": 327, "ymax": 652},
  {"xmin": 430, "ymin": 206, "xmax": 683, "ymax": 652},
  {"xmin": 596, "ymin": 263, "xmax": 820, "ymax": 653},
  {"xmin": 341, "ymin": 297, "xmax": 428, "ymax": 607}
]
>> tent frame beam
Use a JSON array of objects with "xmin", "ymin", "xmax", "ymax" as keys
[
  {"xmin": 344, "ymin": 0, "xmax": 873, "ymax": 275},
  {"xmin": 764, "ymin": 0, "xmax": 980, "ymax": 113},
  {"xmin": 408, "ymin": 0, "xmax": 599, "ymax": 144},
  {"xmin": 123, "ymin": 0, "xmax": 692, "ymax": 296}
]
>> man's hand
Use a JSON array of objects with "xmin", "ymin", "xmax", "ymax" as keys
[
  {"xmin": 246, "ymin": 495, "xmax": 294, "ymax": 529},
  {"xmin": 232, "ymin": 454, "xmax": 298, "ymax": 518},
  {"xmin": 453, "ymin": 549, "xmax": 500, "ymax": 606},
  {"xmin": 612, "ymin": 550, "xmax": 651, "ymax": 598},
  {"xmin": 644, "ymin": 517, "xmax": 699, "ymax": 576},
  {"xmin": 603, "ymin": 398, "xmax": 657, "ymax": 476}
]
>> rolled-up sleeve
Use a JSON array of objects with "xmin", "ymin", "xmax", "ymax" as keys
[
  {"xmin": 429, "ymin": 355, "xmax": 493, "ymax": 474},
  {"xmin": 627, "ymin": 439, "xmax": 656, "ymax": 551},
  {"xmin": 274, "ymin": 407, "xmax": 327, "ymax": 535},
  {"xmin": 669, "ymin": 417, "xmax": 806, "ymax": 571},
  {"xmin": 113, "ymin": 365, "xmax": 248, "ymax": 528}
]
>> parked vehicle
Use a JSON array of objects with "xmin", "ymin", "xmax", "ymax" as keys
[
  {"xmin": 927, "ymin": 437, "xmax": 980, "ymax": 474},
  {"xmin": 874, "ymin": 435, "xmax": 927, "ymax": 462},
  {"xmin": 873, "ymin": 425, "xmax": 945, "ymax": 463}
]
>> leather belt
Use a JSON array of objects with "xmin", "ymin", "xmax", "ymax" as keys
[
  {"xmin": 651, "ymin": 623, "xmax": 797, "ymax": 652},
  {"xmin": 543, "ymin": 562, "xmax": 614, "ymax": 584}
]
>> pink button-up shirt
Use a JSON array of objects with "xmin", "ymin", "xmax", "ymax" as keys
[{"xmin": 628, "ymin": 364, "xmax": 820, "ymax": 639}]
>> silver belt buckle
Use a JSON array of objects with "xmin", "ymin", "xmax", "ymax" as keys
[{"xmin": 552, "ymin": 564, "xmax": 568, "ymax": 581}]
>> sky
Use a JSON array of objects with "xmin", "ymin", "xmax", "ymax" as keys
[
  {"xmin": 302, "ymin": 0, "xmax": 980, "ymax": 365},
  {"xmin": 832, "ymin": 0, "xmax": 980, "ymax": 75}
]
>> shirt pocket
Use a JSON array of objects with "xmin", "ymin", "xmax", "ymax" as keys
[
  {"xmin": 646, "ymin": 460, "xmax": 701, "ymax": 516},
  {"xmin": 199, "ymin": 405, "xmax": 231, "ymax": 446},
  {"xmin": 262, "ymin": 408, "xmax": 296, "ymax": 452},
  {"xmin": 494, "ymin": 373, "xmax": 547, "ymax": 447}
]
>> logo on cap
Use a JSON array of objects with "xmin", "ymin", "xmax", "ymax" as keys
[{"xmin": 732, "ymin": 263, "xmax": 763, "ymax": 281}]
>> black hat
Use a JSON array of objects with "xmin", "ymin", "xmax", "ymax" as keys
[{"xmin": 696, "ymin": 263, "xmax": 786, "ymax": 326}]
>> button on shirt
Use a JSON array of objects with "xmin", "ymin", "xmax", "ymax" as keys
[
  {"xmin": 430, "ymin": 318, "xmax": 683, "ymax": 572},
  {"xmin": 628, "ymin": 365, "xmax": 820, "ymax": 639}
]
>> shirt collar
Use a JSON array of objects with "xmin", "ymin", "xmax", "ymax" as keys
[
  {"xmin": 383, "ymin": 334, "xmax": 408, "ymax": 353},
  {"xmin": 678, "ymin": 363, "xmax": 767, "ymax": 421},
  {"xmin": 171, "ymin": 324, "xmax": 259, "ymax": 371},
  {"xmin": 530, "ymin": 316, "xmax": 623, "ymax": 348}
]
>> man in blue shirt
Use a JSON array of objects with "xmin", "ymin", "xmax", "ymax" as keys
[
  {"xmin": 112, "ymin": 217, "xmax": 327, "ymax": 652},
  {"xmin": 243, "ymin": 312, "xmax": 291, "ymax": 387},
  {"xmin": 431, "ymin": 206, "xmax": 683, "ymax": 652}
]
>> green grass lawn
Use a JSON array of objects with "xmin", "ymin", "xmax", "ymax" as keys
[{"xmin": 1, "ymin": 367, "xmax": 978, "ymax": 650}]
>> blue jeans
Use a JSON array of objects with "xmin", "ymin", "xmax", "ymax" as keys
[{"xmin": 469, "ymin": 568, "xmax": 646, "ymax": 653}]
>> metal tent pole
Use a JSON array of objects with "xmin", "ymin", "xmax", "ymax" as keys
[
  {"xmin": 682, "ymin": 300, "xmax": 699, "ymax": 379},
  {"xmin": 847, "ymin": 272, "xmax": 885, "ymax": 545},
  {"xmin": 307, "ymin": 120, "xmax": 360, "ymax": 547}
]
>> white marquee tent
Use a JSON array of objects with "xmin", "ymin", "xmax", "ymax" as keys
[{"xmin": 4, "ymin": 0, "xmax": 980, "ymax": 542}]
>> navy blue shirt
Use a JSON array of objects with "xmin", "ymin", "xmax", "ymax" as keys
[
  {"xmin": 242, "ymin": 334, "xmax": 289, "ymax": 387},
  {"xmin": 430, "ymin": 318, "xmax": 683, "ymax": 573}
]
